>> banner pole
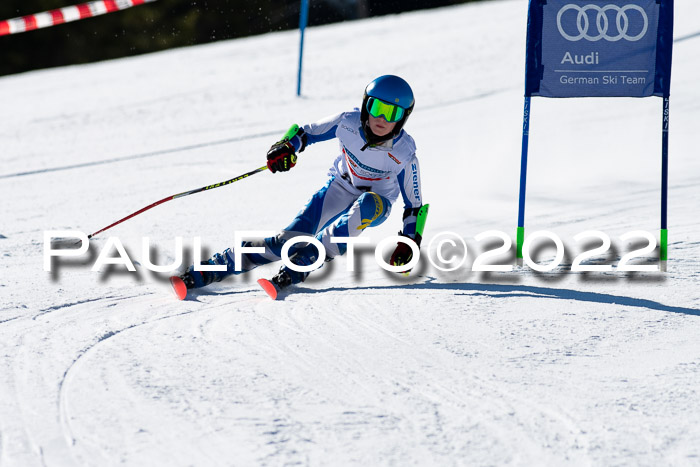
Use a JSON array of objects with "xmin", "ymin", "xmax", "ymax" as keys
[
  {"xmin": 296, "ymin": 0, "xmax": 310, "ymax": 97},
  {"xmin": 660, "ymin": 96, "xmax": 670, "ymax": 271},
  {"xmin": 516, "ymin": 96, "xmax": 531, "ymax": 265}
]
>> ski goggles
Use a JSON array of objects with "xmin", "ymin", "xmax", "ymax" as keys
[{"xmin": 366, "ymin": 97, "xmax": 405, "ymax": 123}]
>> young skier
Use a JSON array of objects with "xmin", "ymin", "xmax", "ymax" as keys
[{"xmin": 170, "ymin": 74, "xmax": 427, "ymax": 299}]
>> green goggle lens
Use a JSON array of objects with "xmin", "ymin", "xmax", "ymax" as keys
[{"xmin": 366, "ymin": 97, "xmax": 405, "ymax": 123}]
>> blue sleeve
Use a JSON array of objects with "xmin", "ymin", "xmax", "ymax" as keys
[
  {"xmin": 305, "ymin": 128, "xmax": 337, "ymax": 145},
  {"xmin": 397, "ymin": 156, "xmax": 422, "ymax": 210},
  {"xmin": 397, "ymin": 156, "xmax": 423, "ymax": 238},
  {"xmin": 289, "ymin": 112, "xmax": 347, "ymax": 151}
]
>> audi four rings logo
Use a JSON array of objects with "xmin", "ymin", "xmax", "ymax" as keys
[{"xmin": 557, "ymin": 4, "xmax": 649, "ymax": 42}]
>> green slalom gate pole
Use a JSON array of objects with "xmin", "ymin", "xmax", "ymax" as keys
[
  {"xmin": 660, "ymin": 96, "xmax": 670, "ymax": 271},
  {"xmin": 516, "ymin": 97, "xmax": 531, "ymax": 265}
]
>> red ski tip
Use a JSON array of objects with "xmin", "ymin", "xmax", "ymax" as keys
[
  {"xmin": 170, "ymin": 276, "xmax": 188, "ymax": 300},
  {"xmin": 257, "ymin": 278, "xmax": 279, "ymax": 300}
]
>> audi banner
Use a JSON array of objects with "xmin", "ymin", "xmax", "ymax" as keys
[{"xmin": 524, "ymin": 0, "xmax": 674, "ymax": 98}]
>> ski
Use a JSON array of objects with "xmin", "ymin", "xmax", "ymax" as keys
[
  {"xmin": 170, "ymin": 276, "xmax": 188, "ymax": 300},
  {"xmin": 257, "ymin": 278, "xmax": 281, "ymax": 300}
]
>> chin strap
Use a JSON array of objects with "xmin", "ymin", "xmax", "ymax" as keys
[{"xmin": 360, "ymin": 122, "xmax": 394, "ymax": 151}]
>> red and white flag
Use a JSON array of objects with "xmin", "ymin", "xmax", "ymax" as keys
[{"xmin": 0, "ymin": 0, "xmax": 157, "ymax": 37}]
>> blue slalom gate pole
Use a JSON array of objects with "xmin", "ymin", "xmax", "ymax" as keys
[
  {"xmin": 516, "ymin": 96, "xmax": 531, "ymax": 263},
  {"xmin": 660, "ymin": 96, "xmax": 670, "ymax": 271},
  {"xmin": 296, "ymin": 0, "xmax": 310, "ymax": 97}
]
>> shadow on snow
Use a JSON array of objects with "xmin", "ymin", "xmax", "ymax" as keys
[{"xmin": 290, "ymin": 279, "xmax": 700, "ymax": 317}]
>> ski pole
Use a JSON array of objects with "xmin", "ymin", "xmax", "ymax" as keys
[
  {"xmin": 87, "ymin": 165, "xmax": 268, "ymax": 239},
  {"xmin": 86, "ymin": 125, "xmax": 301, "ymax": 239}
]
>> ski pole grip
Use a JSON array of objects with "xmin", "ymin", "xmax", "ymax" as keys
[
  {"xmin": 415, "ymin": 204, "xmax": 430, "ymax": 238},
  {"xmin": 280, "ymin": 123, "xmax": 307, "ymax": 154},
  {"xmin": 282, "ymin": 124, "xmax": 301, "ymax": 142}
]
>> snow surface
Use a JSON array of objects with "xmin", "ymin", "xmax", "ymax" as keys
[{"xmin": 2, "ymin": 0, "xmax": 700, "ymax": 465}]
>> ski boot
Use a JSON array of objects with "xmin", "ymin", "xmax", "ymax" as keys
[{"xmin": 169, "ymin": 251, "xmax": 235, "ymax": 300}]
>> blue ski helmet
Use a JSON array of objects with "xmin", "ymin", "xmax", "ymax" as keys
[{"xmin": 361, "ymin": 75, "xmax": 415, "ymax": 145}]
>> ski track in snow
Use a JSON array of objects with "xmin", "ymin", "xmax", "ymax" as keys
[
  {"xmin": 0, "ymin": 131, "xmax": 281, "ymax": 180},
  {"xmin": 290, "ymin": 280, "xmax": 700, "ymax": 317},
  {"xmin": 57, "ymin": 307, "xmax": 198, "ymax": 464},
  {"xmin": 1, "ymin": 0, "xmax": 700, "ymax": 465},
  {"xmin": 0, "ymin": 86, "xmax": 517, "ymax": 182}
]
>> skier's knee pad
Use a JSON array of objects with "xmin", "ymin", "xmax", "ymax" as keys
[{"xmin": 356, "ymin": 192, "xmax": 391, "ymax": 230}]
